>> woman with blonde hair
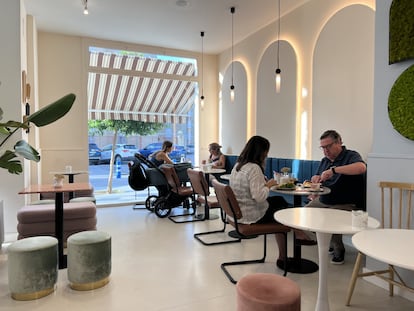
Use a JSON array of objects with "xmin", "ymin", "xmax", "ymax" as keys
[{"xmin": 207, "ymin": 142, "xmax": 225, "ymax": 169}]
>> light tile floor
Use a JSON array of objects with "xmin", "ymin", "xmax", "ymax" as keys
[{"xmin": 0, "ymin": 204, "xmax": 413, "ymax": 311}]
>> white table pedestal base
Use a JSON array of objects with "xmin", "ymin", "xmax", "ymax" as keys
[{"xmin": 315, "ymin": 232, "xmax": 332, "ymax": 311}]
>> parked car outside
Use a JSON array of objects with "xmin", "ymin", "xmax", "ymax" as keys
[
  {"xmin": 186, "ymin": 144, "xmax": 194, "ymax": 154},
  {"xmin": 138, "ymin": 142, "xmax": 163, "ymax": 159},
  {"xmin": 138, "ymin": 143, "xmax": 187, "ymax": 162},
  {"xmin": 170, "ymin": 145, "xmax": 187, "ymax": 162},
  {"xmin": 89, "ymin": 143, "xmax": 101, "ymax": 165},
  {"xmin": 99, "ymin": 144, "xmax": 139, "ymax": 164}
]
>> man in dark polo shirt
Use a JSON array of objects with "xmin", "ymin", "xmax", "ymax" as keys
[{"xmin": 307, "ymin": 130, "xmax": 367, "ymax": 264}]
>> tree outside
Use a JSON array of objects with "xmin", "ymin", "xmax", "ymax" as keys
[{"xmin": 88, "ymin": 119, "xmax": 163, "ymax": 193}]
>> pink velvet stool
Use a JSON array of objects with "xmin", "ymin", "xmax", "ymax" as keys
[{"xmin": 236, "ymin": 273, "xmax": 301, "ymax": 311}]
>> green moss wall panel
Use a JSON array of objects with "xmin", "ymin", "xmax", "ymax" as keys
[
  {"xmin": 389, "ymin": 0, "xmax": 414, "ymax": 64},
  {"xmin": 388, "ymin": 64, "xmax": 414, "ymax": 140}
]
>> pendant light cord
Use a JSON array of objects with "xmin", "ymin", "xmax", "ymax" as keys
[
  {"xmin": 277, "ymin": 0, "xmax": 280, "ymax": 69},
  {"xmin": 201, "ymin": 31, "xmax": 204, "ymax": 98},
  {"xmin": 231, "ymin": 6, "xmax": 235, "ymax": 86}
]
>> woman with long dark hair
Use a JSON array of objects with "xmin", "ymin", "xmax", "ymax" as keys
[{"xmin": 230, "ymin": 135, "xmax": 311, "ymax": 268}]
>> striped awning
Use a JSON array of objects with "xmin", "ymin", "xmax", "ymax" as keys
[{"xmin": 87, "ymin": 47, "xmax": 197, "ymax": 124}]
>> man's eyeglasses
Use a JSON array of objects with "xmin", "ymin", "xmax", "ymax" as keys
[{"xmin": 319, "ymin": 142, "xmax": 336, "ymax": 150}]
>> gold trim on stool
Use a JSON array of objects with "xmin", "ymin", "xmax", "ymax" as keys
[
  {"xmin": 70, "ymin": 276, "xmax": 110, "ymax": 291},
  {"xmin": 12, "ymin": 287, "xmax": 54, "ymax": 301}
]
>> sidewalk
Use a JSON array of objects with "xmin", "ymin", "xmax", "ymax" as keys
[{"xmin": 94, "ymin": 185, "xmax": 157, "ymax": 207}]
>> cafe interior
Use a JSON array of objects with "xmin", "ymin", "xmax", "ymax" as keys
[{"xmin": 1, "ymin": 0, "xmax": 414, "ymax": 310}]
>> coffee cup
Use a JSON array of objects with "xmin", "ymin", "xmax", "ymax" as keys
[{"xmin": 352, "ymin": 210, "xmax": 368, "ymax": 228}]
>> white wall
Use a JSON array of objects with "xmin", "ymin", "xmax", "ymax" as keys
[
  {"xmin": 0, "ymin": 0, "xmax": 26, "ymax": 237},
  {"xmin": 365, "ymin": 0, "xmax": 414, "ymax": 298},
  {"xmin": 257, "ymin": 40, "xmax": 297, "ymax": 158},
  {"xmin": 312, "ymin": 4, "xmax": 374, "ymax": 161},
  {"xmin": 221, "ymin": 61, "xmax": 248, "ymax": 156},
  {"xmin": 218, "ymin": 0, "xmax": 375, "ymax": 160}
]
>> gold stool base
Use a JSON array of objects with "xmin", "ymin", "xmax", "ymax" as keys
[
  {"xmin": 70, "ymin": 276, "xmax": 110, "ymax": 291},
  {"xmin": 11, "ymin": 287, "xmax": 54, "ymax": 301}
]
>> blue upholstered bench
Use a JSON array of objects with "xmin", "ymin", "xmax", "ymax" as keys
[{"xmin": 224, "ymin": 155, "xmax": 320, "ymax": 206}]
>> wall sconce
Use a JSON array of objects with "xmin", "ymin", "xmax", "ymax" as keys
[{"xmin": 82, "ymin": 0, "xmax": 89, "ymax": 15}]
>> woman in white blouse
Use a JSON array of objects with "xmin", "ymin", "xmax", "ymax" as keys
[{"xmin": 229, "ymin": 136, "xmax": 311, "ymax": 268}]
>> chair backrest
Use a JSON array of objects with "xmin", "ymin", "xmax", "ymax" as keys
[
  {"xmin": 379, "ymin": 181, "xmax": 414, "ymax": 229},
  {"xmin": 212, "ymin": 179, "xmax": 243, "ymax": 220},
  {"xmin": 161, "ymin": 165, "xmax": 181, "ymax": 192},
  {"xmin": 187, "ymin": 168, "xmax": 210, "ymax": 197}
]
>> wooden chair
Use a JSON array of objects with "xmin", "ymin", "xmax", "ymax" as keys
[
  {"xmin": 346, "ymin": 181, "xmax": 414, "ymax": 306},
  {"xmin": 187, "ymin": 169, "xmax": 241, "ymax": 246},
  {"xmin": 212, "ymin": 179, "xmax": 290, "ymax": 284},
  {"xmin": 161, "ymin": 165, "xmax": 200, "ymax": 223}
]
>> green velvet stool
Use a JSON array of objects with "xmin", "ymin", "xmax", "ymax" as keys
[
  {"xmin": 67, "ymin": 230, "xmax": 111, "ymax": 290},
  {"xmin": 8, "ymin": 236, "xmax": 58, "ymax": 300}
]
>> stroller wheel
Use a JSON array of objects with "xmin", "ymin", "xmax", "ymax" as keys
[
  {"xmin": 145, "ymin": 195, "xmax": 158, "ymax": 212},
  {"xmin": 154, "ymin": 198, "xmax": 171, "ymax": 218}
]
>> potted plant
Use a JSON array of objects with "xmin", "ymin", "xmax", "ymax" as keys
[{"xmin": 0, "ymin": 93, "xmax": 76, "ymax": 174}]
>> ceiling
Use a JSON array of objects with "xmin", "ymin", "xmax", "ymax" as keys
[{"xmin": 24, "ymin": 0, "xmax": 309, "ymax": 55}]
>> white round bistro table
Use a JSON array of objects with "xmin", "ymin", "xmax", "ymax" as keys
[
  {"xmin": 352, "ymin": 228, "xmax": 414, "ymax": 270},
  {"xmin": 275, "ymin": 207, "xmax": 380, "ymax": 311}
]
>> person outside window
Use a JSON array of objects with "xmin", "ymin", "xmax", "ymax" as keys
[
  {"xmin": 149, "ymin": 140, "xmax": 174, "ymax": 166},
  {"xmin": 307, "ymin": 130, "xmax": 367, "ymax": 265},
  {"xmin": 229, "ymin": 135, "xmax": 314, "ymax": 270}
]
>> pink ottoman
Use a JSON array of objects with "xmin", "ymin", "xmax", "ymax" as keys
[
  {"xmin": 236, "ymin": 273, "xmax": 301, "ymax": 311},
  {"xmin": 17, "ymin": 202, "xmax": 97, "ymax": 241}
]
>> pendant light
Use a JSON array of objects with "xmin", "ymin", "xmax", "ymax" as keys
[
  {"xmin": 82, "ymin": 0, "xmax": 89, "ymax": 15},
  {"xmin": 230, "ymin": 6, "xmax": 235, "ymax": 102},
  {"xmin": 275, "ymin": 0, "xmax": 281, "ymax": 93},
  {"xmin": 200, "ymin": 31, "xmax": 205, "ymax": 109}
]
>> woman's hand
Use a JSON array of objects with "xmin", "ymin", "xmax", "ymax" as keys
[{"xmin": 266, "ymin": 178, "xmax": 277, "ymax": 189}]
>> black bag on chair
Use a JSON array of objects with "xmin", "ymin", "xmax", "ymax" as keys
[{"xmin": 128, "ymin": 161, "xmax": 150, "ymax": 191}]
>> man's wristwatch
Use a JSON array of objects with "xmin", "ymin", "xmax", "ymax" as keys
[{"xmin": 331, "ymin": 166, "xmax": 337, "ymax": 174}]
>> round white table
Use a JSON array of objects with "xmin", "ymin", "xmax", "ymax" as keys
[
  {"xmin": 352, "ymin": 229, "xmax": 414, "ymax": 270},
  {"xmin": 275, "ymin": 207, "xmax": 380, "ymax": 311}
]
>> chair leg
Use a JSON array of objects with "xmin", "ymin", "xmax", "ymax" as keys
[
  {"xmin": 221, "ymin": 233, "xmax": 288, "ymax": 284},
  {"xmin": 168, "ymin": 197, "xmax": 204, "ymax": 223},
  {"xmin": 389, "ymin": 264, "xmax": 394, "ymax": 296},
  {"xmin": 346, "ymin": 251, "xmax": 363, "ymax": 306},
  {"xmin": 194, "ymin": 222, "xmax": 241, "ymax": 246}
]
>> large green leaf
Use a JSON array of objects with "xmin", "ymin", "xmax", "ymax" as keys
[
  {"xmin": 0, "ymin": 150, "xmax": 23, "ymax": 174},
  {"xmin": 0, "ymin": 120, "xmax": 29, "ymax": 130},
  {"xmin": 14, "ymin": 140, "xmax": 40, "ymax": 162},
  {"xmin": 27, "ymin": 93, "xmax": 76, "ymax": 127}
]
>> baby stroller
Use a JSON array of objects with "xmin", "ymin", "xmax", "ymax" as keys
[{"xmin": 128, "ymin": 153, "xmax": 194, "ymax": 218}]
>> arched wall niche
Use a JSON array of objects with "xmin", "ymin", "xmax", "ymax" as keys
[
  {"xmin": 312, "ymin": 4, "xmax": 374, "ymax": 160},
  {"xmin": 257, "ymin": 40, "xmax": 297, "ymax": 158},
  {"xmin": 221, "ymin": 61, "xmax": 248, "ymax": 156}
]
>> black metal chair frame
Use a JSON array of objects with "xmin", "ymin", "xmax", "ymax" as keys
[
  {"xmin": 160, "ymin": 165, "xmax": 201, "ymax": 223},
  {"xmin": 212, "ymin": 179, "xmax": 290, "ymax": 284},
  {"xmin": 187, "ymin": 169, "xmax": 241, "ymax": 246}
]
